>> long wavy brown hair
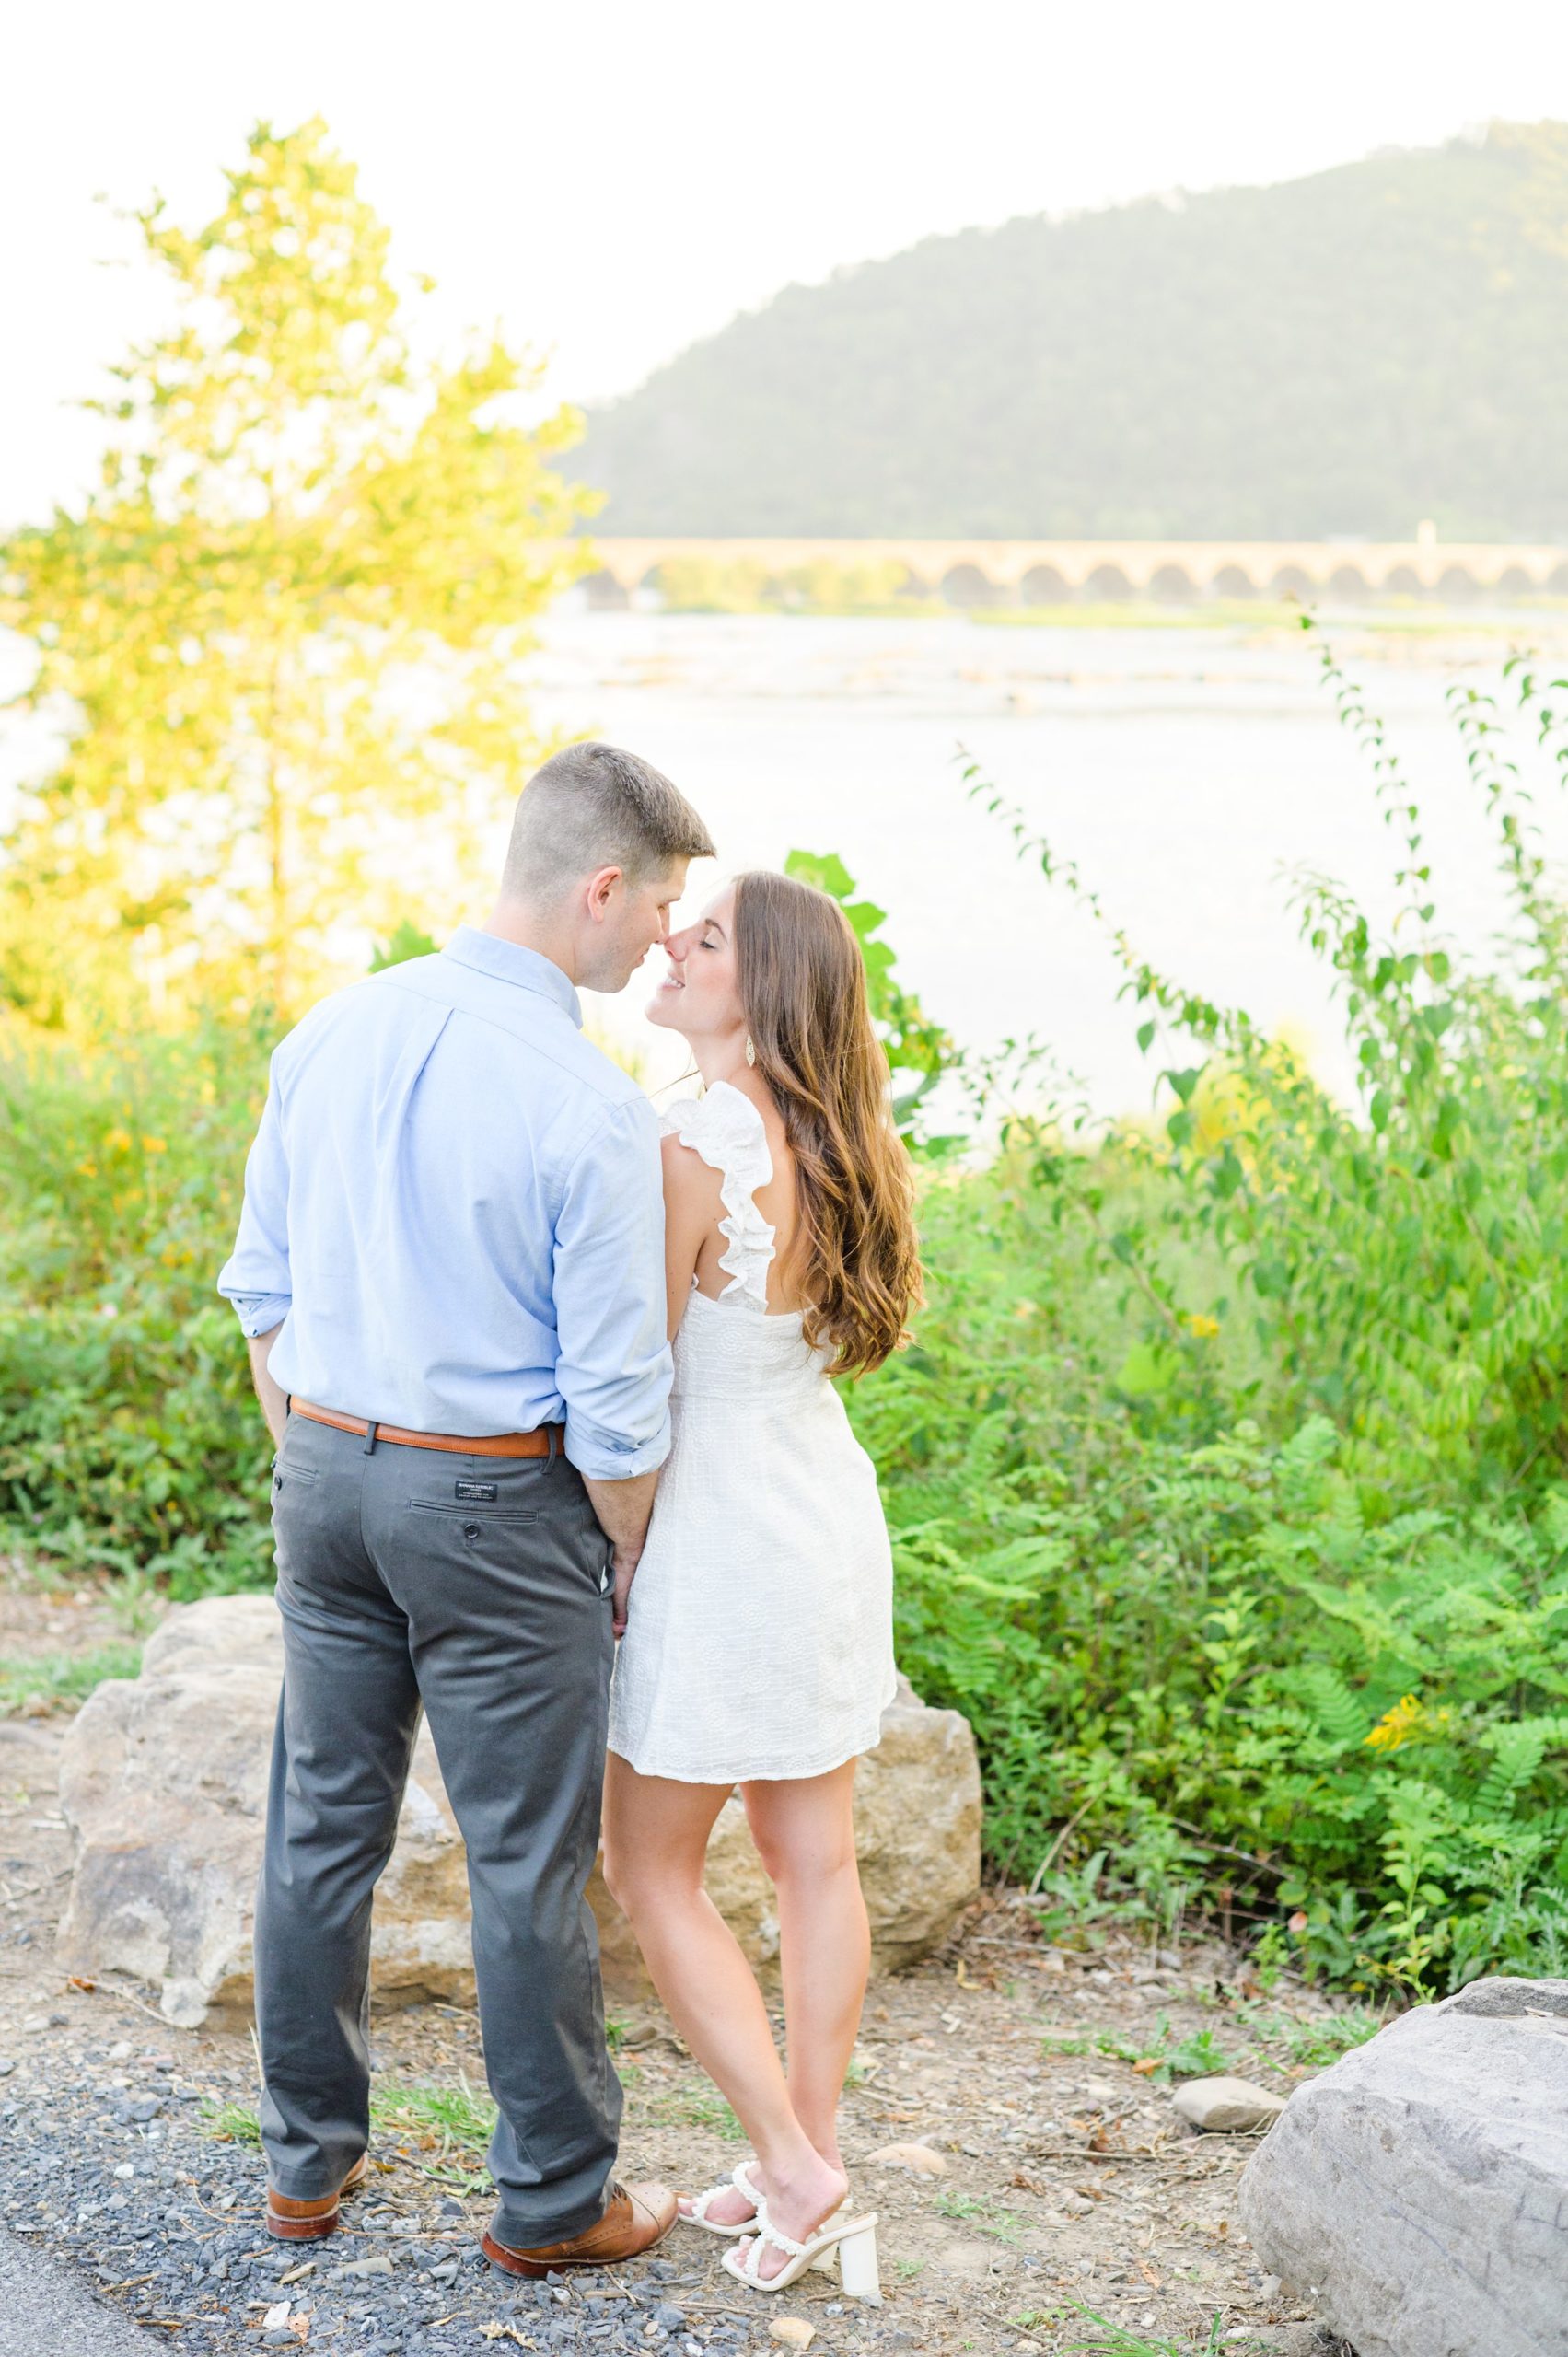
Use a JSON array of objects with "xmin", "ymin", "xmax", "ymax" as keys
[{"xmin": 733, "ymin": 870, "xmax": 923, "ymax": 1376}]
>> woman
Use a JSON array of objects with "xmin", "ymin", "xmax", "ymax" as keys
[{"xmin": 602, "ymin": 869, "xmax": 923, "ymax": 2298}]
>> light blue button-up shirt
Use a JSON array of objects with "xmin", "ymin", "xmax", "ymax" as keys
[{"xmin": 216, "ymin": 929, "xmax": 672, "ymax": 1480}]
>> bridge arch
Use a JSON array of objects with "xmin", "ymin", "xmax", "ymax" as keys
[
  {"xmin": 1439, "ymin": 565, "xmax": 1481, "ymax": 602},
  {"xmin": 582, "ymin": 567, "xmax": 631, "ymax": 610},
  {"xmin": 1085, "ymin": 563, "xmax": 1133, "ymax": 601},
  {"xmin": 1380, "ymin": 563, "xmax": 1423, "ymax": 596},
  {"xmin": 1149, "ymin": 563, "xmax": 1197, "ymax": 602},
  {"xmin": 1210, "ymin": 563, "xmax": 1257, "ymax": 598},
  {"xmin": 940, "ymin": 562, "xmax": 1002, "ymax": 608},
  {"xmin": 1329, "ymin": 564, "xmax": 1371, "ymax": 601},
  {"xmin": 1020, "ymin": 563, "xmax": 1071, "ymax": 605}
]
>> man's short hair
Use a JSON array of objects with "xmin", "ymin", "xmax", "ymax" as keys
[{"xmin": 502, "ymin": 742, "xmax": 715, "ymax": 902}]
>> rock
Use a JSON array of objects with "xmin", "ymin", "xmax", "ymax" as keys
[
  {"xmin": 1238, "ymin": 1973, "xmax": 1568, "ymax": 2357},
  {"xmin": 769, "ymin": 2324, "xmax": 815, "ymax": 2351},
  {"xmin": 865, "ymin": 2142, "xmax": 947, "ymax": 2177},
  {"xmin": 592, "ymin": 1673, "xmax": 981, "ymax": 1996},
  {"xmin": 1173, "ymin": 2075, "xmax": 1287, "ymax": 2132},
  {"xmin": 57, "ymin": 1596, "xmax": 471, "ymax": 2027},
  {"xmin": 58, "ymin": 1596, "xmax": 981, "ymax": 2025}
]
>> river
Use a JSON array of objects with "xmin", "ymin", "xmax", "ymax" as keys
[{"xmin": 532, "ymin": 606, "xmax": 1568, "ymax": 1117}]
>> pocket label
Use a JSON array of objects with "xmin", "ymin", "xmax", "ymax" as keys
[{"xmin": 454, "ymin": 1480, "xmax": 500, "ymax": 1502}]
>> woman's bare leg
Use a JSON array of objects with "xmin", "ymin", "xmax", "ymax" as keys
[
  {"xmin": 742, "ymin": 1761, "xmax": 868, "ymax": 2176},
  {"xmin": 601, "ymin": 1755, "xmax": 845, "ymax": 2259}
]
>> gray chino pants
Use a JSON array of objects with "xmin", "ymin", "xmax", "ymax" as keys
[{"xmin": 256, "ymin": 1411, "xmax": 621, "ymax": 2248}]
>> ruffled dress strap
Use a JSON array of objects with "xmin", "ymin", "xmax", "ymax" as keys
[{"xmin": 660, "ymin": 1081, "xmax": 775, "ymax": 1310}]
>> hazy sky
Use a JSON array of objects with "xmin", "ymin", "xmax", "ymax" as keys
[{"xmin": 6, "ymin": 0, "xmax": 1568, "ymax": 525}]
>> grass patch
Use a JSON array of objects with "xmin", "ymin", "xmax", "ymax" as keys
[
  {"xmin": 201, "ymin": 2099, "xmax": 261, "ymax": 2146},
  {"xmin": 1014, "ymin": 2308, "xmax": 1244, "ymax": 2355},
  {"xmin": 1041, "ymin": 2003, "xmax": 1383, "ymax": 2090},
  {"xmin": 372, "ymin": 2077, "xmax": 497, "ymax": 2189},
  {"xmin": 934, "ymin": 2189, "xmax": 1026, "ymax": 2244},
  {"xmin": 0, "ymin": 1643, "xmax": 143, "ymax": 1716},
  {"xmin": 645, "ymin": 2085, "xmax": 742, "ymax": 2137},
  {"xmin": 1236, "ymin": 2003, "xmax": 1385, "ymax": 2072},
  {"xmin": 201, "ymin": 2076, "xmax": 501, "ymax": 2189}
]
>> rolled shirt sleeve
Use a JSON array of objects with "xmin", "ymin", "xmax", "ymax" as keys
[
  {"xmin": 553, "ymin": 1097, "xmax": 673, "ymax": 1480},
  {"xmin": 215, "ymin": 1067, "xmax": 294, "ymax": 1339}
]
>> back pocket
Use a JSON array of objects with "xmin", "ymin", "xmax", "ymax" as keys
[{"xmin": 405, "ymin": 1500, "xmax": 540, "ymax": 1523}]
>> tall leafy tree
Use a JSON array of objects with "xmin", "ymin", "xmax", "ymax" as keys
[{"xmin": 0, "ymin": 118, "xmax": 594, "ymax": 1025}]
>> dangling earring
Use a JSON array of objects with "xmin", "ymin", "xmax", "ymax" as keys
[{"xmin": 745, "ymin": 1036, "xmax": 756, "ymax": 1068}]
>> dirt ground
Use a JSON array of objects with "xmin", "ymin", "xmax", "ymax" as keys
[{"xmin": 0, "ymin": 1562, "xmax": 1351, "ymax": 2355}]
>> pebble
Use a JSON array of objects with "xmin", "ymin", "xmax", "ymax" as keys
[
  {"xmin": 653, "ymin": 2302, "xmax": 688, "ymax": 2329},
  {"xmin": 865, "ymin": 2141, "xmax": 947, "ymax": 2177},
  {"xmin": 769, "ymin": 2323, "xmax": 815, "ymax": 2351},
  {"xmin": 1172, "ymin": 2074, "xmax": 1288, "ymax": 2132}
]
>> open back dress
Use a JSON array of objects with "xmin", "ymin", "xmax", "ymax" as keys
[{"xmin": 607, "ymin": 1082, "xmax": 898, "ymax": 1783}]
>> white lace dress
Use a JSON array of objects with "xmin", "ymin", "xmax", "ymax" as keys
[{"xmin": 607, "ymin": 1083, "xmax": 899, "ymax": 1783}]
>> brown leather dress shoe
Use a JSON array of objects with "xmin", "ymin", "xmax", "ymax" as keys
[
  {"xmin": 482, "ymin": 2179, "xmax": 678, "ymax": 2277},
  {"xmin": 266, "ymin": 2150, "xmax": 371, "ymax": 2241}
]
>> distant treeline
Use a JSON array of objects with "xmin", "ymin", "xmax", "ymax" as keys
[{"xmin": 579, "ymin": 122, "xmax": 1568, "ymax": 542}]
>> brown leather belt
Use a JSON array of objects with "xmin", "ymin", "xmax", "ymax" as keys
[{"xmin": 290, "ymin": 1399, "xmax": 561, "ymax": 1459}]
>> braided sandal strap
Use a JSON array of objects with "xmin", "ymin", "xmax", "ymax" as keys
[
  {"xmin": 686, "ymin": 2160, "xmax": 762, "ymax": 2228},
  {"xmin": 730, "ymin": 2217, "xmax": 807, "ymax": 2282}
]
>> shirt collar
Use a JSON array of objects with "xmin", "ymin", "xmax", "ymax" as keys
[{"xmin": 442, "ymin": 928, "xmax": 584, "ymax": 1028}]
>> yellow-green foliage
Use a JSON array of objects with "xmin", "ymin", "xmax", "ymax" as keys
[{"xmin": 0, "ymin": 118, "xmax": 595, "ymax": 1029}]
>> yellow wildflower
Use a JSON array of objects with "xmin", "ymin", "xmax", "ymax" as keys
[
  {"xmin": 104, "ymin": 1127, "xmax": 133, "ymax": 1153},
  {"xmin": 1365, "ymin": 1694, "xmax": 1450, "ymax": 1752},
  {"xmin": 1186, "ymin": 1312, "xmax": 1221, "ymax": 1339},
  {"xmin": 142, "ymin": 1135, "xmax": 168, "ymax": 1154}
]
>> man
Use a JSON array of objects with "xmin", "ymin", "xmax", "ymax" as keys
[{"xmin": 217, "ymin": 742, "xmax": 715, "ymax": 2274}]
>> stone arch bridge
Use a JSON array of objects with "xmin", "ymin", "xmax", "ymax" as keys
[{"xmin": 581, "ymin": 537, "xmax": 1568, "ymax": 606}]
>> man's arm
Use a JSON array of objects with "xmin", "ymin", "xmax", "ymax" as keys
[
  {"xmin": 582, "ymin": 1470, "xmax": 659, "ymax": 1637},
  {"xmin": 247, "ymin": 1325, "xmax": 290, "ymax": 1446},
  {"xmin": 217, "ymin": 1062, "xmax": 295, "ymax": 1428},
  {"xmin": 553, "ymin": 1098, "xmax": 674, "ymax": 1634}
]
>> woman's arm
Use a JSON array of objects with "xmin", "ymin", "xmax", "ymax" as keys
[{"xmin": 660, "ymin": 1132, "xmax": 726, "ymax": 1341}]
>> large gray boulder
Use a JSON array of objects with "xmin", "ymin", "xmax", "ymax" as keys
[
  {"xmin": 1238, "ymin": 1975, "xmax": 1568, "ymax": 2357},
  {"xmin": 56, "ymin": 1596, "xmax": 472, "ymax": 2028},
  {"xmin": 58, "ymin": 1595, "xmax": 981, "ymax": 2026}
]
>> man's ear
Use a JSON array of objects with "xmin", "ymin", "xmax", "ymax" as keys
[{"xmin": 584, "ymin": 865, "xmax": 623, "ymax": 923}]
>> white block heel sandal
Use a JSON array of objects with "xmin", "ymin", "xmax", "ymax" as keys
[{"xmin": 722, "ymin": 2211, "xmax": 881, "ymax": 2303}]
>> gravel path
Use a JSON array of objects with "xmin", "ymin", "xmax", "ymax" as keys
[
  {"xmin": 1, "ymin": 1574, "xmax": 1357, "ymax": 2357},
  {"xmin": 0, "ymin": 2218, "xmax": 157, "ymax": 2355}
]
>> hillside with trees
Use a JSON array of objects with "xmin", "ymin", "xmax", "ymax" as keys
[{"xmin": 578, "ymin": 122, "xmax": 1568, "ymax": 541}]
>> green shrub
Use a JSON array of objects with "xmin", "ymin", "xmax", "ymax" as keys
[
  {"xmin": 964, "ymin": 635, "xmax": 1568, "ymax": 1497},
  {"xmin": 0, "ymin": 1017, "xmax": 276, "ymax": 1591}
]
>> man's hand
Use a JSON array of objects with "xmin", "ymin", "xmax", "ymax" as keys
[
  {"xmin": 582, "ymin": 1470, "xmax": 659, "ymax": 1638},
  {"xmin": 247, "ymin": 1326, "xmax": 290, "ymax": 1446}
]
